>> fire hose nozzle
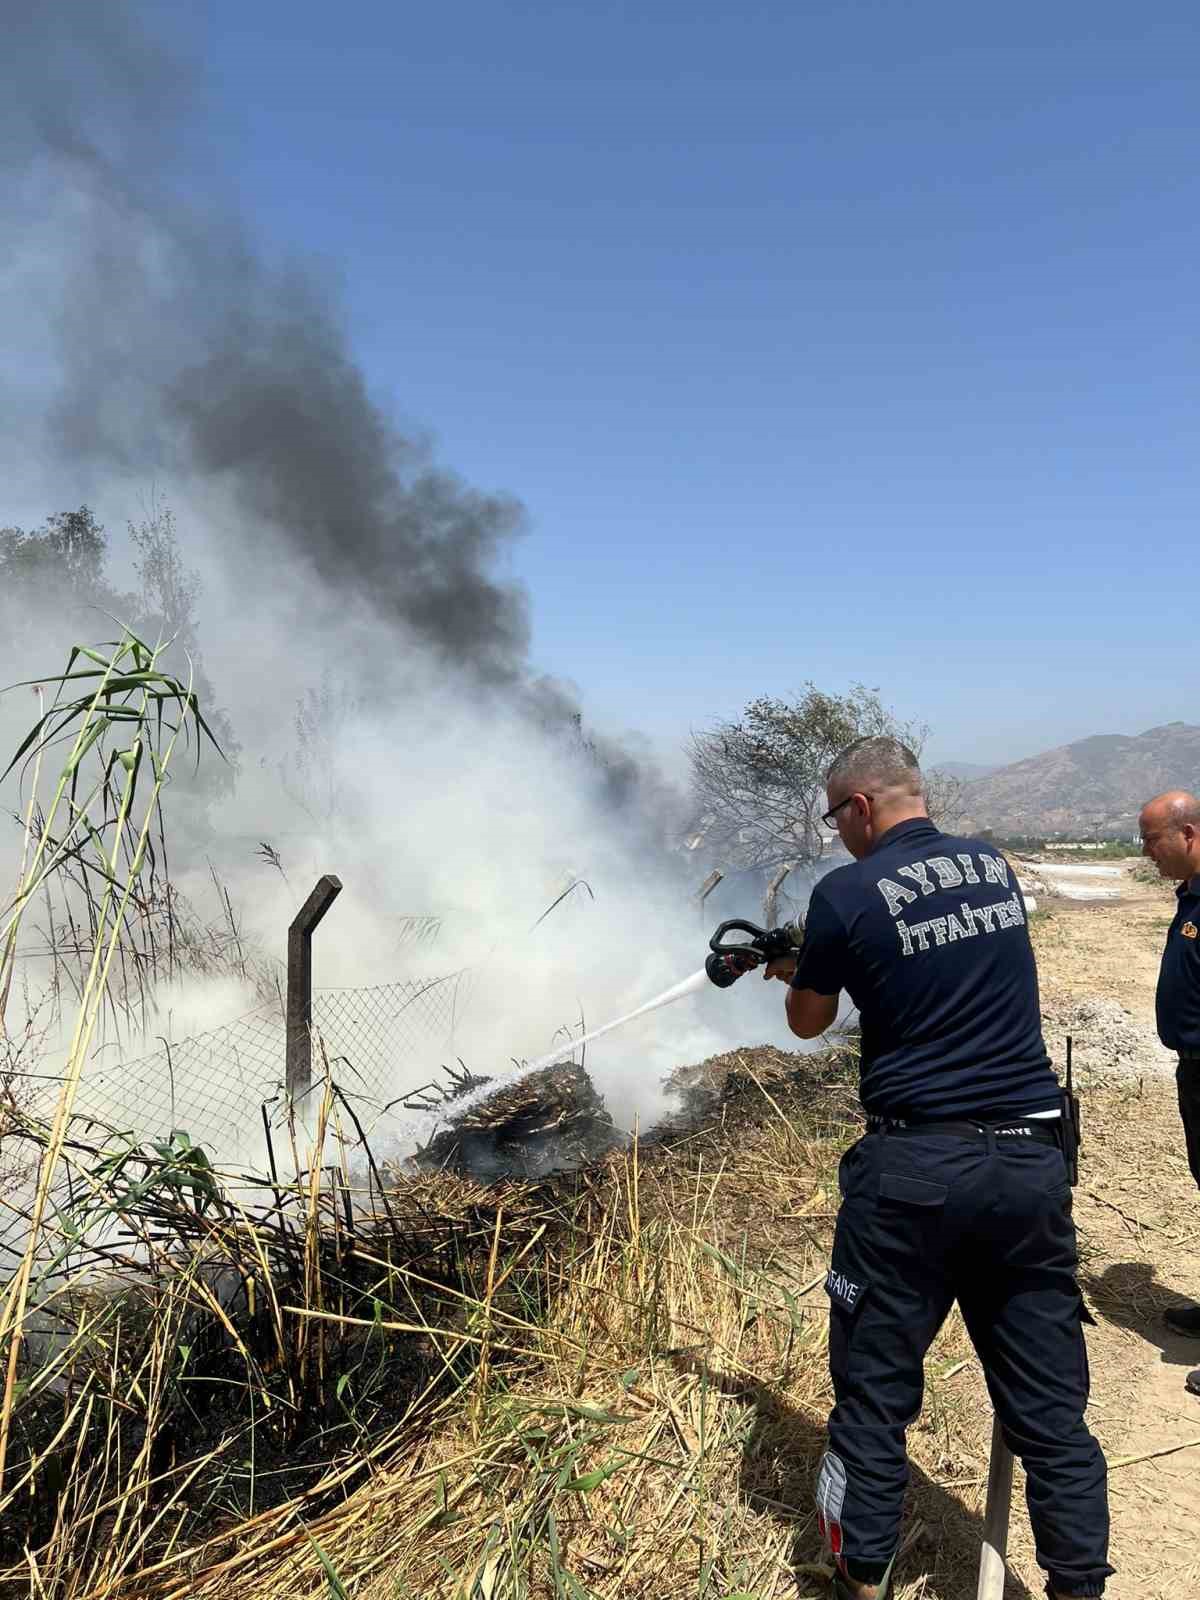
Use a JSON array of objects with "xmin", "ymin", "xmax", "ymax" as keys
[
  {"xmin": 705, "ymin": 950, "xmax": 751, "ymax": 988},
  {"xmin": 706, "ymin": 918, "xmax": 804, "ymax": 987}
]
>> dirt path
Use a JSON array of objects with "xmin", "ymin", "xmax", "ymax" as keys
[
  {"xmin": 1067, "ymin": 1087, "xmax": 1200, "ymax": 1600},
  {"xmin": 1016, "ymin": 864, "xmax": 1200, "ymax": 1599},
  {"xmin": 1027, "ymin": 856, "xmax": 1177, "ymax": 1022}
]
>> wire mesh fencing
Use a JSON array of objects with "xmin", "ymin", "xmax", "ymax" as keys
[
  {"xmin": 54, "ymin": 968, "xmax": 478, "ymax": 1157},
  {"xmin": 73, "ymin": 1002, "xmax": 286, "ymax": 1152},
  {"xmin": 312, "ymin": 970, "xmax": 478, "ymax": 1112}
]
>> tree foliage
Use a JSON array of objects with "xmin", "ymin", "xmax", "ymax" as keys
[
  {"xmin": 687, "ymin": 683, "xmax": 962, "ymax": 872},
  {"xmin": 279, "ymin": 674, "xmax": 362, "ymax": 825},
  {"xmin": 129, "ymin": 503, "xmax": 202, "ymax": 654},
  {"xmin": 0, "ymin": 501, "xmax": 239, "ymax": 837},
  {"xmin": 129, "ymin": 505, "xmax": 240, "ymax": 818},
  {"xmin": 0, "ymin": 507, "xmax": 130, "ymax": 634}
]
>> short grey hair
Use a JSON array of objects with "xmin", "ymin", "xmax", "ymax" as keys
[{"xmin": 826, "ymin": 735, "xmax": 923, "ymax": 798}]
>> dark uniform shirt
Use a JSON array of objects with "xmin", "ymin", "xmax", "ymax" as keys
[
  {"xmin": 790, "ymin": 817, "xmax": 1058, "ymax": 1120},
  {"xmin": 1155, "ymin": 877, "xmax": 1200, "ymax": 1053}
]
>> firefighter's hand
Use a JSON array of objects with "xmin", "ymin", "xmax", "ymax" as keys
[{"xmin": 763, "ymin": 956, "xmax": 798, "ymax": 982}]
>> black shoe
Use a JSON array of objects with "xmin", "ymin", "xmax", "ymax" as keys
[
  {"xmin": 1164, "ymin": 1303, "xmax": 1200, "ymax": 1335},
  {"xmin": 1186, "ymin": 1367, "xmax": 1200, "ymax": 1397}
]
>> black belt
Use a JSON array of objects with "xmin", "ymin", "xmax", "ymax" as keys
[{"xmin": 865, "ymin": 1115, "xmax": 1060, "ymax": 1147}]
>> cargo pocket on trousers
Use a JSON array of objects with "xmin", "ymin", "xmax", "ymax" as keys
[
  {"xmin": 874, "ymin": 1171, "xmax": 948, "ymax": 1275},
  {"xmin": 878, "ymin": 1172, "xmax": 948, "ymax": 1207},
  {"xmin": 825, "ymin": 1265, "xmax": 869, "ymax": 1386}
]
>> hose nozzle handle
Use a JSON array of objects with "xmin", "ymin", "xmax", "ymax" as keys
[{"xmin": 708, "ymin": 919, "xmax": 771, "ymax": 958}]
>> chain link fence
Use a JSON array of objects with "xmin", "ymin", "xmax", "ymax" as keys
[
  {"xmin": 65, "ymin": 969, "xmax": 478, "ymax": 1155},
  {"xmin": 311, "ymin": 970, "xmax": 478, "ymax": 1119}
]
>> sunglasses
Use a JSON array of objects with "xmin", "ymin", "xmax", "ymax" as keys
[{"xmin": 822, "ymin": 793, "xmax": 872, "ymax": 828}]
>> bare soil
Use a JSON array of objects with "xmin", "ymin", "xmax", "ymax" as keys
[{"xmin": 1011, "ymin": 862, "xmax": 1200, "ymax": 1599}]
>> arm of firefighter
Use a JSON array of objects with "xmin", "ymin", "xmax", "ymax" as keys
[
  {"xmin": 786, "ymin": 985, "xmax": 838, "ymax": 1038},
  {"xmin": 785, "ymin": 886, "xmax": 846, "ymax": 1039}
]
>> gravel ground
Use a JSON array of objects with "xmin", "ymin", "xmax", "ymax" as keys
[{"xmin": 1040, "ymin": 991, "xmax": 1176, "ymax": 1081}]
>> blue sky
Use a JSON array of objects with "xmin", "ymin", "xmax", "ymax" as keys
[{"xmin": 178, "ymin": 4, "xmax": 1198, "ymax": 767}]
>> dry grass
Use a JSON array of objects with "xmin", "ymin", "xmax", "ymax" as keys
[
  {"xmin": 0, "ymin": 1069, "xmax": 574, "ymax": 1594},
  {"xmin": 0, "ymin": 1042, "xmax": 1029, "ymax": 1600},
  {"xmin": 7, "ymin": 1024, "xmax": 1195, "ymax": 1598},
  {"xmin": 9, "ymin": 703, "xmax": 1197, "ymax": 1600},
  {"xmin": 8, "ymin": 1040, "xmax": 1198, "ymax": 1600}
]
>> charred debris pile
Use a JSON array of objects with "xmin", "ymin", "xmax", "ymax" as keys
[
  {"xmin": 403, "ymin": 1059, "xmax": 624, "ymax": 1178},
  {"xmin": 400, "ymin": 1037, "xmax": 862, "ymax": 1180}
]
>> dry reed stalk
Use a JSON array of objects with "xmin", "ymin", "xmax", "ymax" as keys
[
  {"xmin": 0, "ymin": 686, "xmax": 46, "ymax": 1030},
  {"xmin": 1, "ymin": 659, "xmax": 191, "ymax": 1494}
]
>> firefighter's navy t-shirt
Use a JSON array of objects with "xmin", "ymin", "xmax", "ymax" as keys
[
  {"xmin": 1156, "ymin": 877, "xmax": 1200, "ymax": 1053},
  {"xmin": 790, "ymin": 817, "xmax": 1058, "ymax": 1120}
]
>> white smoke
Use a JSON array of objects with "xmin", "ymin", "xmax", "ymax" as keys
[{"xmin": 0, "ymin": 1, "xmax": 827, "ymax": 1179}]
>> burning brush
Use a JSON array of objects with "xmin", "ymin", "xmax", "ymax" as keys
[{"xmin": 405, "ymin": 1060, "xmax": 621, "ymax": 1179}]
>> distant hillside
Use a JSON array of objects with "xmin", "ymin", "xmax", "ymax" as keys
[
  {"xmin": 958, "ymin": 722, "xmax": 1200, "ymax": 838},
  {"xmin": 931, "ymin": 761, "xmax": 1000, "ymax": 781}
]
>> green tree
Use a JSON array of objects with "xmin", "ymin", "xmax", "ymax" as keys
[
  {"xmin": 687, "ymin": 684, "xmax": 961, "ymax": 872},
  {"xmin": 0, "ymin": 507, "xmax": 131, "ymax": 638}
]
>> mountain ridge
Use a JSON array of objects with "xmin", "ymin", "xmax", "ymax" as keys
[{"xmin": 956, "ymin": 721, "xmax": 1200, "ymax": 838}]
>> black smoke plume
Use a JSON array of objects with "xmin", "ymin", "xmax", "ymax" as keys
[{"xmin": 3, "ymin": 0, "xmax": 528, "ymax": 681}]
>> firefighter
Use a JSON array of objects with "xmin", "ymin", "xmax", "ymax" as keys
[
  {"xmin": 764, "ymin": 736, "xmax": 1111, "ymax": 1600},
  {"xmin": 1138, "ymin": 788, "xmax": 1200, "ymax": 1397}
]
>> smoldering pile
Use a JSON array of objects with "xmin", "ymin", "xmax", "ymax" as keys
[{"xmin": 403, "ymin": 1060, "xmax": 625, "ymax": 1179}]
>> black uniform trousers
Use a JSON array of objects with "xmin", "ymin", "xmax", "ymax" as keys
[
  {"xmin": 817, "ymin": 1126, "xmax": 1112, "ymax": 1595},
  {"xmin": 1176, "ymin": 1055, "xmax": 1200, "ymax": 1189}
]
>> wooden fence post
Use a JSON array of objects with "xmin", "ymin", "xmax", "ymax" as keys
[
  {"xmin": 976, "ymin": 1417, "xmax": 1014, "ymax": 1599},
  {"xmin": 287, "ymin": 874, "xmax": 343, "ymax": 1100},
  {"xmin": 764, "ymin": 863, "xmax": 793, "ymax": 929},
  {"xmin": 697, "ymin": 870, "xmax": 723, "ymax": 922}
]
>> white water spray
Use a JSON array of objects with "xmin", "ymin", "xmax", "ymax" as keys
[
  {"xmin": 515, "ymin": 967, "xmax": 710, "ymax": 1079},
  {"xmin": 375, "ymin": 966, "xmax": 712, "ymax": 1151}
]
